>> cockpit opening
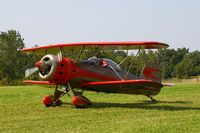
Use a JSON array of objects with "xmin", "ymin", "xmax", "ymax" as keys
[{"xmin": 88, "ymin": 56, "xmax": 121, "ymax": 69}]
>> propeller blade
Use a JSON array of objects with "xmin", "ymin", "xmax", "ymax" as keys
[{"xmin": 25, "ymin": 67, "xmax": 39, "ymax": 78}]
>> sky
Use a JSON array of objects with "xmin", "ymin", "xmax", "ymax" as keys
[{"xmin": 0, "ymin": 0, "xmax": 200, "ymax": 51}]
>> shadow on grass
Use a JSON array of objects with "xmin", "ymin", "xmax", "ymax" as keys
[
  {"xmin": 141, "ymin": 100, "xmax": 193, "ymax": 104},
  {"xmin": 89, "ymin": 100, "xmax": 200, "ymax": 111}
]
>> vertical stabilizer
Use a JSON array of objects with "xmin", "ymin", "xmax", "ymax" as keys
[{"xmin": 139, "ymin": 62, "xmax": 161, "ymax": 83}]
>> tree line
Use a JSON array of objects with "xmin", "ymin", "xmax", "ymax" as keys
[{"xmin": 0, "ymin": 30, "xmax": 199, "ymax": 85}]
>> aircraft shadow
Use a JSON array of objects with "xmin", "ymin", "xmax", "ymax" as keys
[
  {"xmin": 141, "ymin": 100, "xmax": 193, "ymax": 104},
  {"xmin": 90, "ymin": 100, "xmax": 200, "ymax": 111}
]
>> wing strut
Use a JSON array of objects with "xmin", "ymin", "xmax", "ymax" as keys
[
  {"xmin": 75, "ymin": 46, "xmax": 84, "ymax": 63},
  {"xmin": 117, "ymin": 45, "xmax": 129, "ymax": 69},
  {"xmin": 117, "ymin": 56, "xmax": 128, "ymax": 68},
  {"xmin": 124, "ymin": 46, "xmax": 141, "ymax": 80},
  {"xmin": 108, "ymin": 65, "xmax": 123, "ymax": 80}
]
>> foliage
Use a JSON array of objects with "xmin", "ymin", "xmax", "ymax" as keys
[
  {"xmin": 156, "ymin": 48, "xmax": 189, "ymax": 79},
  {"xmin": 0, "ymin": 30, "xmax": 34, "ymax": 85},
  {"xmin": 175, "ymin": 51, "xmax": 200, "ymax": 78}
]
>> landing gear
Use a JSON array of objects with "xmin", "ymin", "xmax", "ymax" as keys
[
  {"xmin": 42, "ymin": 85, "xmax": 69, "ymax": 107},
  {"xmin": 42, "ymin": 95, "xmax": 63, "ymax": 107},
  {"xmin": 146, "ymin": 95, "xmax": 157, "ymax": 103},
  {"xmin": 72, "ymin": 90, "xmax": 92, "ymax": 108},
  {"xmin": 42, "ymin": 84, "xmax": 92, "ymax": 108}
]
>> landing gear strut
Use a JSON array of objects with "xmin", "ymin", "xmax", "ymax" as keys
[
  {"xmin": 42, "ymin": 84, "xmax": 92, "ymax": 108},
  {"xmin": 146, "ymin": 95, "xmax": 157, "ymax": 103},
  {"xmin": 42, "ymin": 85, "xmax": 69, "ymax": 107}
]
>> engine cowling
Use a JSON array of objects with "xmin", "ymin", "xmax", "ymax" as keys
[
  {"xmin": 37, "ymin": 54, "xmax": 58, "ymax": 81},
  {"xmin": 36, "ymin": 54, "xmax": 70, "ymax": 84}
]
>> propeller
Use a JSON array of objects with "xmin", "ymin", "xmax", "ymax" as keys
[
  {"xmin": 25, "ymin": 67, "xmax": 39, "ymax": 78},
  {"xmin": 25, "ymin": 60, "xmax": 52, "ymax": 77},
  {"xmin": 25, "ymin": 51, "xmax": 63, "ymax": 78}
]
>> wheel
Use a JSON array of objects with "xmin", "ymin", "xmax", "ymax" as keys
[
  {"xmin": 151, "ymin": 98, "xmax": 157, "ymax": 103},
  {"xmin": 72, "ymin": 95, "xmax": 92, "ymax": 108},
  {"xmin": 43, "ymin": 95, "xmax": 63, "ymax": 107},
  {"xmin": 42, "ymin": 95, "xmax": 53, "ymax": 107}
]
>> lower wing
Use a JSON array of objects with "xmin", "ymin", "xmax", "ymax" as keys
[
  {"xmin": 23, "ymin": 80, "xmax": 55, "ymax": 85},
  {"xmin": 81, "ymin": 79, "xmax": 163, "ymax": 96}
]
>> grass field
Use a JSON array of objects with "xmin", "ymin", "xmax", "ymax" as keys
[{"xmin": 0, "ymin": 83, "xmax": 200, "ymax": 133}]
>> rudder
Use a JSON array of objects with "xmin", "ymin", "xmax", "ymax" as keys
[{"xmin": 139, "ymin": 62, "xmax": 161, "ymax": 83}]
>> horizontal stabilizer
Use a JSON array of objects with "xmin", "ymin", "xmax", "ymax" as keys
[{"xmin": 162, "ymin": 83, "xmax": 174, "ymax": 86}]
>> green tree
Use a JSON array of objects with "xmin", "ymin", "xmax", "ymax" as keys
[
  {"xmin": 156, "ymin": 48, "xmax": 189, "ymax": 79},
  {"xmin": 0, "ymin": 30, "xmax": 33, "ymax": 85},
  {"xmin": 175, "ymin": 51, "xmax": 200, "ymax": 78}
]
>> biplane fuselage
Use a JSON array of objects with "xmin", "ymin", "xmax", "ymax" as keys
[{"xmin": 34, "ymin": 55, "xmax": 162, "ymax": 96}]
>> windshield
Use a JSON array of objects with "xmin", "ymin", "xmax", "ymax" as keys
[
  {"xmin": 88, "ymin": 57, "xmax": 121, "ymax": 69},
  {"xmin": 102, "ymin": 58, "xmax": 121, "ymax": 69}
]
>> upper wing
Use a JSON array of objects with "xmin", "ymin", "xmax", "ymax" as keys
[
  {"xmin": 81, "ymin": 79, "xmax": 163, "ymax": 96},
  {"xmin": 21, "ymin": 41, "xmax": 169, "ymax": 55}
]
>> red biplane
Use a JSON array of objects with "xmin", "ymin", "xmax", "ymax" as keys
[{"xmin": 22, "ymin": 41, "xmax": 169, "ymax": 108}]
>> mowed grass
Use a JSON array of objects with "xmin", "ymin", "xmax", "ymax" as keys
[{"xmin": 0, "ymin": 83, "xmax": 200, "ymax": 133}]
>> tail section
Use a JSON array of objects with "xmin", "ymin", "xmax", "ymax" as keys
[{"xmin": 139, "ymin": 62, "xmax": 161, "ymax": 83}]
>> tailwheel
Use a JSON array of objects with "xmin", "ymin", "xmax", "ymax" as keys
[
  {"xmin": 146, "ymin": 95, "xmax": 157, "ymax": 103},
  {"xmin": 151, "ymin": 98, "xmax": 157, "ymax": 103},
  {"xmin": 72, "ymin": 93, "xmax": 92, "ymax": 108}
]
